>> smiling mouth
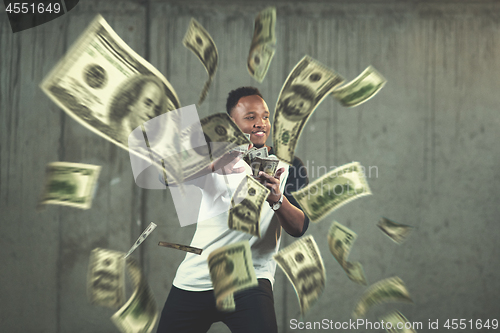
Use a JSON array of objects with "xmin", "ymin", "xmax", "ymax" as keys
[{"xmin": 252, "ymin": 131, "xmax": 266, "ymax": 135}]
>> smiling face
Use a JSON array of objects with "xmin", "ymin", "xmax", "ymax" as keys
[{"xmin": 229, "ymin": 95, "xmax": 271, "ymax": 148}]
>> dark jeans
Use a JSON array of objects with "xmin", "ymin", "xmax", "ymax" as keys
[{"xmin": 156, "ymin": 279, "xmax": 278, "ymax": 333}]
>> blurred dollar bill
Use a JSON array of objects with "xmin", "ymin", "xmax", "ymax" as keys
[
  {"xmin": 125, "ymin": 222, "xmax": 157, "ymax": 259},
  {"xmin": 243, "ymin": 146, "xmax": 268, "ymax": 165},
  {"xmin": 40, "ymin": 15, "xmax": 182, "ymax": 185},
  {"xmin": 328, "ymin": 221, "xmax": 367, "ymax": 285},
  {"xmin": 273, "ymin": 56, "xmax": 344, "ymax": 164},
  {"xmin": 179, "ymin": 113, "xmax": 250, "ymax": 180},
  {"xmin": 353, "ymin": 276, "xmax": 413, "ymax": 319},
  {"xmin": 380, "ymin": 310, "xmax": 417, "ymax": 333},
  {"xmin": 331, "ymin": 65, "xmax": 386, "ymax": 107},
  {"xmin": 111, "ymin": 257, "xmax": 158, "ymax": 333},
  {"xmin": 208, "ymin": 241, "xmax": 258, "ymax": 310},
  {"xmin": 247, "ymin": 7, "xmax": 276, "ymax": 82},
  {"xmin": 230, "ymin": 133, "xmax": 251, "ymax": 153},
  {"xmin": 87, "ymin": 248, "xmax": 126, "ymax": 308},
  {"xmin": 218, "ymin": 294, "xmax": 235, "ymax": 312},
  {"xmin": 292, "ymin": 162, "xmax": 371, "ymax": 222},
  {"xmin": 252, "ymin": 156, "xmax": 279, "ymax": 177},
  {"xmin": 39, "ymin": 162, "xmax": 101, "ymax": 210},
  {"xmin": 158, "ymin": 241, "xmax": 203, "ymax": 255},
  {"xmin": 228, "ymin": 175, "xmax": 270, "ymax": 237},
  {"xmin": 274, "ymin": 235, "xmax": 326, "ymax": 315},
  {"xmin": 377, "ymin": 217, "xmax": 414, "ymax": 244},
  {"xmin": 183, "ymin": 18, "xmax": 218, "ymax": 105}
]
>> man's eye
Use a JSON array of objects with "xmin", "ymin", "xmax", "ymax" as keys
[{"xmin": 245, "ymin": 117, "xmax": 254, "ymax": 120}]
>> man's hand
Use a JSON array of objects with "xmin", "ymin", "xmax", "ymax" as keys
[
  {"xmin": 210, "ymin": 143, "xmax": 253, "ymax": 175},
  {"xmin": 253, "ymin": 167, "xmax": 286, "ymax": 204}
]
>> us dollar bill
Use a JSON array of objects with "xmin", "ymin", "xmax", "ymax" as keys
[
  {"xmin": 274, "ymin": 235, "xmax": 326, "ymax": 315},
  {"xmin": 377, "ymin": 217, "xmax": 414, "ymax": 244},
  {"xmin": 247, "ymin": 7, "xmax": 276, "ymax": 82},
  {"xmin": 111, "ymin": 257, "xmax": 158, "ymax": 333},
  {"xmin": 40, "ymin": 15, "xmax": 182, "ymax": 186},
  {"xmin": 39, "ymin": 162, "xmax": 101, "ymax": 210},
  {"xmin": 292, "ymin": 162, "xmax": 371, "ymax": 222},
  {"xmin": 253, "ymin": 156, "xmax": 279, "ymax": 176},
  {"xmin": 180, "ymin": 113, "xmax": 250, "ymax": 180},
  {"xmin": 125, "ymin": 222, "xmax": 157, "ymax": 259},
  {"xmin": 353, "ymin": 276, "xmax": 413, "ymax": 319},
  {"xmin": 207, "ymin": 241, "xmax": 258, "ymax": 309},
  {"xmin": 183, "ymin": 18, "xmax": 218, "ymax": 105},
  {"xmin": 380, "ymin": 311, "xmax": 417, "ymax": 333},
  {"xmin": 218, "ymin": 294, "xmax": 235, "ymax": 312},
  {"xmin": 158, "ymin": 241, "xmax": 203, "ymax": 255},
  {"xmin": 228, "ymin": 175, "xmax": 270, "ymax": 237},
  {"xmin": 328, "ymin": 221, "xmax": 367, "ymax": 285},
  {"xmin": 87, "ymin": 248, "xmax": 126, "ymax": 308},
  {"xmin": 331, "ymin": 65, "xmax": 386, "ymax": 107},
  {"xmin": 273, "ymin": 56, "xmax": 344, "ymax": 164}
]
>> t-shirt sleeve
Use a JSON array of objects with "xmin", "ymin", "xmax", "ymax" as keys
[{"xmin": 283, "ymin": 156, "xmax": 310, "ymax": 237}]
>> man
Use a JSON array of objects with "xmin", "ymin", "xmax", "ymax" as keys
[{"xmin": 157, "ymin": 87, "xmax": 310, "ymax": 333}]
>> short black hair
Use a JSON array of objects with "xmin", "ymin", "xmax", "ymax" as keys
[{"xmin": 226, "ymin": 87, "xmax": 264, "ymax": 115}]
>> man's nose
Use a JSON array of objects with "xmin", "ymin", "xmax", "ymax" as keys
[{"xmin": 253, "ymin": 118, "xmax": 264, "ymax": 127}]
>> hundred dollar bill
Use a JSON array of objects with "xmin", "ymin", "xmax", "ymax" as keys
[
  {"xmin": 331, "ymin": 65, "xmax": 386, "ymax": 107},
  {"xmin": 273, "ymin": 56, "xmax": 344, "ymax": 164},
  {"xmin": 253, "ymin": 156, "xmax": 279, "ymax": 177},
  {"xmin": 328, "ymin": 221, "xmax": 367, "ymax": 285},
  {"xmin": 228, "ymin": 175, "xmax": 270, "ymax": 237},
  {"xmin": 377, "ymin": 217, "xmax": 414, "ymax": 244},
  {"xmin": 39, "ymin": 162, "xmax": 101, "ymax": 210},
  {"xmin": 229, "ymin": 133, "xmax": 251, "ymax": 154},
  {"xmin": 208, "ymin": 241, "xmax": 258, "ymax": 309},
  {"xmin": 158, "ymin": 241, "xmax": 203, "ymax": 255},
  {"xmin": 353, "ymin": 276, "xmax": 413, "ymax": 319},
  {"xmin": 183, "ymin": 18, "xmax": 218, "ymax": 105},
  {"xmin": 244, "ymin": 146, "xmax": 268, "ymax": 165},
  {"xmin": 274, "ymin": 235, "xmax": 326, "ymax": 315},
  {"xmin": 87, "ymin": 248, "xmax": 126, "ymax": 308},
  {"xmin": 111, "ymin": 257, "xmax": 158, "ymax": 333},
  {"xmin": 247, "ymin": 7, "xmax": 276, "ymax": 82},
  {"xmin": 40, "ymin": 15, "xmax": 182, "ymax": 186},
  {"xmin": 292, "ymin": 162, "xmax": 371, "ymax": 223},
  {"xmin": 125, "ymin": 222, "xmax": 157, "ymax": 259},
  {"xmin": 218, "ymin": 294, "xmax": 235, "ymax": 312},
  {"xmin": 380, "ymin": 311, "xmax": 417, "ymax": 333},
  {"xmin": 180, "ymin": 113, "xmax": 250, "ymax": 180}
]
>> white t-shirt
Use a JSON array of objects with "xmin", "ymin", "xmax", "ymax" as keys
[{"xmin": 172, "ymin": 157, "xmax": 289, "ymax": 291}]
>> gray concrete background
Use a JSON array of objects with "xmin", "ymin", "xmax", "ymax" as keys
[{"xmin": 1, "ymin": 0, "xmax": 499, "ymax": 332}]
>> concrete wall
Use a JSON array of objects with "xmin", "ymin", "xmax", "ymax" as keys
[{"xmin": 1, "ymin": 1, "xmax": 499, "ymax": 332}]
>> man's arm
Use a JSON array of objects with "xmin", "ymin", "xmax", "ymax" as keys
[{"xmin": 254, "ymin": 156, "xmax": 310, "ymax": 237}]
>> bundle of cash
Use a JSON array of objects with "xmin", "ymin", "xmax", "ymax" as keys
[
  {"xmin": 207, "ymin": 241, "xmax": 258, "ymax": 311},
  {"xmin": 243, "ymin": 146, "xmax": 268, "ymax": 165},
  {"xmin": 353, "ymin": 276, "xmax": 413, "ymax": 319},
  {"xmin": 274, "ymin": 235, "xmax": 326, "ymax": 315},
  {"xmin": 241, "ymin": 146, "xmax": 279, "ymax": 177},
  {"xmin": 247, "ymin": 7, "xmax": 276, "ymax": 82}
]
